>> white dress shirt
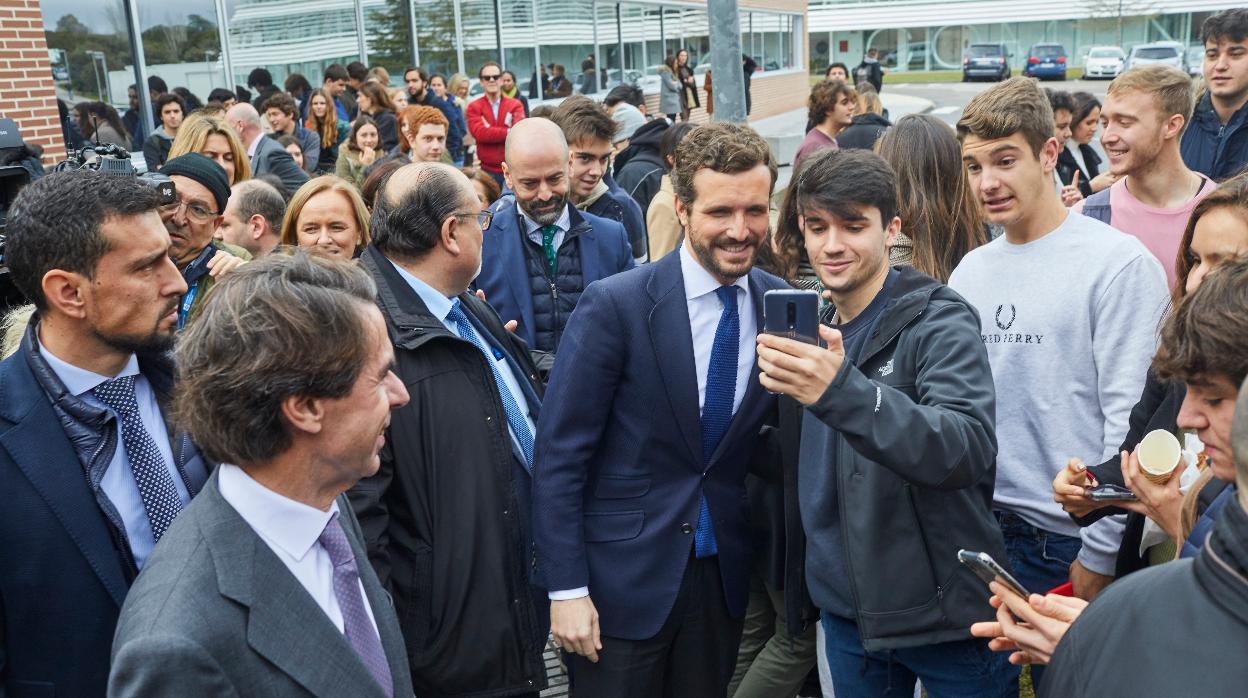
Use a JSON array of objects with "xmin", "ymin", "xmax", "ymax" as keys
[
  {"xmin": 550, "ymin": 242, "xmax": 756, "ymax": 602},
  {"xmin": 680, "ymin": 241, "xmax": 756, "ymax": 414},
  {"xmin": 217, "ymin": 463, "xmax": 381, "ymax": 637},
  {"xmin": 388, "ymin": 259, "xmax": 536, "ymax": 455},
  {"xmin": 38, "ymin": 339, "xmax": 189, "ymax": 569}
]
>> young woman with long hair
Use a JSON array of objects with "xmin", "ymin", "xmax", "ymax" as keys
[{"xmin": 305, "ymin": 87, "xmax": 350, "ymax": 174}]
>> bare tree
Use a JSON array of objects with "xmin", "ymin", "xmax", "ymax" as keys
[{"xmin": 1084, "ymin": 0, "xmax": 1161, "ymax": 46}]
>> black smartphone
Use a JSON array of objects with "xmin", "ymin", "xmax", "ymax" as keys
[
  {"xmin": 1087, "ymin": 483, "xmax": 1138, "ymax": 501},
  {"xmin": 763, "ymin": 290, "xmax": 821, "ymax": 345},
  {"xmin": 957, "ymin": 549, "xmax": 1030, "ymax": 599}
]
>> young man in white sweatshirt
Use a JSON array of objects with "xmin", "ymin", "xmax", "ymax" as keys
[{"xmin": 949, "ymin": 77, "xmax": 1168, "ymax": 625}]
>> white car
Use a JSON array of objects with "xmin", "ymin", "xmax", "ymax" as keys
[
  {"xmin": 1083, "ymin": 46, "xmax": 1125, "ymax": 79},
  {"xmin": 1125, "ymin": 41, "xmax": 1185, "ymax": 72}
]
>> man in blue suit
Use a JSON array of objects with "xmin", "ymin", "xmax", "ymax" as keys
[
  {"xmin": 0, "ymin": 170, "xmax": 211, "ymax": 695},
  {"xmin": 476, "ymin": 117, "xmax": 633, "ymax": 372},
  {"xmin": 533, "ymin": 123, "xmax": 789, "ymax": 697}
]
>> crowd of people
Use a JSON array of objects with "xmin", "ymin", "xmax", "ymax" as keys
[{"xmin": 4, "ymin": 8, "xmax": 1248, "ymax": 698}]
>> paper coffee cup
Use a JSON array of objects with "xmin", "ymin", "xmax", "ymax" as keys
[{"xmin": 1138, "ymin": 430, "xmax": 1182, "ymax": 485}]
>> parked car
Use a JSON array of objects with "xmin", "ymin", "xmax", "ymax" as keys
[
  {"xmin": 1125, "ymin": 41, "xmax": 1185, "ymax": 71},
  {"xmin": 1187, "ymin": 45, "xmax": 1205, "ymax": 77},
  {"xmin": 1083, "ymin": 46, "xmax": 1126, "ymax": 79},
  {"xmin": 1023, "ymin": 43, "xmax": 1067, "ymax": 80},
  {"xmin": 963, "ymin": 43, "xmax": 1011, "ymax": 82}
]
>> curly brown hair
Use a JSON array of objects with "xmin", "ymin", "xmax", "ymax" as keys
[
  {"xmin": 670, "ymin": 122, "xmax": 776, "ymax": 208},
  {"xmin": 1153, "ymin": 256, "xmax": 1248, "ymax": 388},
  {"xmin": 807, "ymin": 79, "xmax": 853, "ymax": 127}
]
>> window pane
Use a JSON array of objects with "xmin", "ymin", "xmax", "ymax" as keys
[
  {"xmin": 535, "ymin": 0, "xmax": 596, "ymax": 97},
  {"xmin": 411, "ymin": 0, "xmax": 460, "ymax": 78},
  {"xmin": 363, "ymin": 0, "xmax": 413, "ymax": 78},
  {"xmin": 41, "ymin": 0, "xmax": 138, "ymax": 118},
  {"xmin": 224, "ymin": 0, "xmax": 360, "ymax": 93},
  {"xmin": 135, "ymin": 0, "xmax": 228, "ymax": 104}
]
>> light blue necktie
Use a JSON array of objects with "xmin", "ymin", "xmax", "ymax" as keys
[
  {"xmin": 696, "ymin": 286, "xmax": 739, "ymax": 557},
  {"xmin": 447, "ymin": 300, "xmax": 535, "ymax": 470},
  {"xmin": 92, "ymin": 375, "xmax": 183, "ymax": 542}
]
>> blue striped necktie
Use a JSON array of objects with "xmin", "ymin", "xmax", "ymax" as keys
[
  {"xmin": 447, "ymin": 300, "xmax": 535, "ymax": 470},
  {"xmin": 696, "ymin": 285, "xmax": 739, "ymax": 557}
]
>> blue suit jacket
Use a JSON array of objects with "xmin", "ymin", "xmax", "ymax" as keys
[
  {"xmin": 532, "ymin": 251, "xmax": 790, "ymax": 640},
  {"xmin": 475, "ymin": 200, "xmax": 634, "ymax": 350}
]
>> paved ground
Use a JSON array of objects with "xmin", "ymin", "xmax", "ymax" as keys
[{"xmin": 885, "ymin": 78, "xmax": 1113, "ymax": 127}]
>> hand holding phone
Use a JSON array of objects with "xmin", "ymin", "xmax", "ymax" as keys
[
  {"xmin": 762, "ymin": 290, "xmax": 821, "ymax": 345},
  {"xmin": 957, "ymin": 549, "xmax": 1029, "ymax": 599}
]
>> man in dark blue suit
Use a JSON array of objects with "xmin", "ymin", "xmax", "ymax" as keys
[
  {"xmin": 0, "ymin": 170, "xmax": 210, "ymax": 695},
  {"xmin": 533, "ymin": 123, "xmax": 789, "ymax": 697},
  {"xmin": 476, "ymin": 117, "xmax": 633, "ymax": 372}
]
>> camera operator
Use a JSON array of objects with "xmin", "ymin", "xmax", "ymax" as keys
[
  {"xmin": 0, "ymin": 169, "xmax": 213, "ymax": 695},
  {"xmin": 157, "ymin": 153, "xmax": 249, "ymax": 328}
]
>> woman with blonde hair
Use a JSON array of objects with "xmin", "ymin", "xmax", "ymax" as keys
[
  {"xmin": 280, "ymin": 175, "xmax": 371, "ymax": 259},
  {"xmin": 167, "ymin": 112, "xmax": 251, "ymax": 184}
]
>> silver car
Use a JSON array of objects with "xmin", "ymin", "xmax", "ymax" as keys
[
  {"xmin": 1125, "ymin": 41, "xmax": 1186, "ymax": 72},
  {"xmin": 1187, "ymin": 45, "xmax": 1205, "ymax": 77},
  {"xmin": 1083, "ymin": 46, "xmax": 1125, "ymax": 79}
]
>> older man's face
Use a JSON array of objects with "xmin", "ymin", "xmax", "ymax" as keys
[{"xmin": 162, "ymin": 175, "xmax": 222, "ymax": 267}]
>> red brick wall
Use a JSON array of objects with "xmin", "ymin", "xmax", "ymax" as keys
[{"xmin": 0, "ymin": 0, "xmax": 64, "ymax": 165}]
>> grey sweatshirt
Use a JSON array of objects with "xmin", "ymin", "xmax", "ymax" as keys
[{"xmin": 948, "ymin": 211, "xmax": 1168, "ymax": 575}]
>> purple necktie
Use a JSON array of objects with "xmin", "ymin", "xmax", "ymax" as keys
[{"xmin": 318, "ymin": 512, "xmax": 394, "ymax": 697}]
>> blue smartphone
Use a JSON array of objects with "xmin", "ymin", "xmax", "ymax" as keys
[{"xmin": 763, "ymin": 290, "xmax": 821, "ymax": 345}]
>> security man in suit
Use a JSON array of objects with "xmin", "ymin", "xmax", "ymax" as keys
[
  {"xmin": 108, "ymin": 251, "xmax": 414, "ymax": 696},
  {"xmin": 532, "ymin": 123, "xmax": 790, "ymax": 697},
  {"xmin": 0, "ymin": 170, "xmax": 210, "ymax": 696},
  {"xmin": 226, "ymin": 101, "xmax": 310, "ymax": 196}
]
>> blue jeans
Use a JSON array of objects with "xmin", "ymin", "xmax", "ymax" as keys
[
  {"xmin": 821, "ymin": 612, "xmax": 1018, "ymax": 697},
  {"xmin": 993, "ymin": 510, "xmax": 1082, "ymax": 691}
]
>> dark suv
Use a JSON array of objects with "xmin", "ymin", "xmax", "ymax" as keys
[{"xmin": 963, "ymin": 43, "xmax": 1011, "ymax": 82}]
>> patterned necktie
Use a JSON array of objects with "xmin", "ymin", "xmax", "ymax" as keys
[
  {"xmin": 447, "ymin": 300, "xmax": 535, "ymax": 470},
  {"xmin": 92, "ymin": 375, "xmax": 183, "ymax": 542},
  {"xmin": 696, "ymin": 286, "xmax": 740, "ymax": 558},
  {"xmin": 541, "ymin": 224, "xmax": 559, "ymax": 277},
  {"xmin": 318, "ymin": 512, "xmax": 394, "ymax": 697}
]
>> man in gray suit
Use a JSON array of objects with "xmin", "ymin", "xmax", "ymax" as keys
[
  {"xmin": 108, "ymin": 250, "xmax": 414, "ymax": 697},
  {"xmin": 226, "ymin": 101, "xmax": 310, "ymax": 196}
]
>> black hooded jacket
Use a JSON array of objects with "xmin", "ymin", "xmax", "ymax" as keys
[{"xmin": 614, "ymin": 118, "xmax": 669, "ymax": 213}]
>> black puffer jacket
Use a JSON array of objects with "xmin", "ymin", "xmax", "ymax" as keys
[
  {"xmin": 782, "ymin": 267, "xmax": 1008, "ymax": 650},
  {"xmin": 350, "ymin": 246, "xmax": 549, "ymax": 698},
  {"xmin": 834, "ymin": 112, "xmax": 891, "ymax": 151},
  {"xmin": 523, "ymin": 229, "xmax": 585, "ymax": 354}
]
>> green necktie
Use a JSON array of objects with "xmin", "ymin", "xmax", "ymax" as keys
[{"xmin": 541, "ymin": 224, "xmax": 558, "ymax": 277}]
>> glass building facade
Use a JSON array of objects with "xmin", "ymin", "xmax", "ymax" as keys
[
  {"xmin": 40, "ymin": 0, "xmax": 803, "ymax": 116},
  {"xmin": 807, "ymin": 1, "xmax": 1243, "ymax": 73}
]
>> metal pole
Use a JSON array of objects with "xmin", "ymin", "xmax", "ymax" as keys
[
  {"xmin": 355, "ymin": 0, "xmax": 369, "ymax": 64},
  {"xmin": 707, "ymin": 0, "xmax": 745, "ymax": 123},
  {"xmin": 495, "ymin": 0, "xmax": 505, "ymax": 69},
  {"xmin": 531, "ymin": 0, "xmax": 541, "ymax": 97},
  {"xmin": 214, "ymin": 0, "xmax": 234, "ymax": 90},
  {"xmin": 453, "ymin": 0, "xmax": 466, "ymax": 76},
  {"xmin": 616, "ymin": 3, "xmax": 624, "ymax": 86},
  {"xmin": 592, "ymin": 0, "xmax": 601, "ymax": 92},
  {"xmin": 409, "ymin": 0, "xmax": 421, "ymax": 66},
  {"xmin": 123, "ymin": 0, "xmax": 154, "ymax": 141}
]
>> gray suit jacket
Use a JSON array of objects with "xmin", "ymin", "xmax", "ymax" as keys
[
  {"xmin": 108, "ymin": 472, "xmax": 414, "ymax": 697},
  {"xmin": 251, "ymin": 133, "xmax": 310, "ymax": 196}
]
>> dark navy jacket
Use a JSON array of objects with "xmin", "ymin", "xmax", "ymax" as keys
[
  {"xmin": 587, "ymin": 172, "xmax": 649, "ymax": 263},
  {"xmin": 1181, "ymin": 92, "xmax": 1248, "ymax": 181},
  {"xmin": 0, "ymin": 321, "xmax": 209, "ymax": 697},
  {"xmin": 532, "ymin": 252, "xmax": 789, "ymax": 640},
  {"xmin": 476, "ymin": 199, "xmax": 633, "ymax": 352}
]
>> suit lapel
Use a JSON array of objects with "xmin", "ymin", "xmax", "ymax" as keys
[
  {"xmin": 342, "ymin": 498, "xmax": 411, "ymax": 689},
  {"xmin": 501, "ymin": 208, "xmax": 538, "ymax": 339},
  {"xmin": 0, "ymin": 358, "xmax": 129, "ymax": 607},
  {"xmin": 647, "ymin": 254, "xmax": 702, "ymax": 465},
  {"xmin": 201, "ymin": 479, "xmax": 390, "ymax": 698}
]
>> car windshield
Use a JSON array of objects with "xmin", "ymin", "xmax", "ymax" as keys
[
  {"xmin": 1032, "ymin": 46, "xmax": 1063, "ymax": 58},
  {"xmin": 1135, "ymin": 47, "xmax": 1179, "ymax": 59},
  {"xmin": 1089, "ymin": 49, "xmax": 1123, "ymax": 58},
  {"xmin": 968, "ymin": 45, "xmax": 1002, "ymax": 57}
]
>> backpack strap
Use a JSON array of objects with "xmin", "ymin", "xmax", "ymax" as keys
[{"xmin": 1081, "ymin": 187, "xmax": 1112, "ymax": 225}]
